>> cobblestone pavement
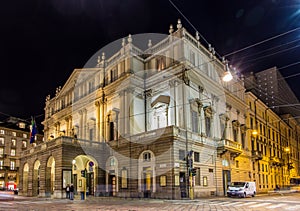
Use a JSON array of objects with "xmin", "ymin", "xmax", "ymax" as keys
[{"xmin": 0, "ymin": 192, "xmax": 300, "ymax": 211}]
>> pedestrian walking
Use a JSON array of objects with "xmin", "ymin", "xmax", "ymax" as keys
[
  {"xmin": 69, "ymin": 184, "xmax": 74, "ymax": 200},
  {"xmin": 66, "ymin": 184, "xmax": 70, "ymax": 199}
]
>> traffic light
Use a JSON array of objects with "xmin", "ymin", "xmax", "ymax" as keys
[{"xmin": 191, "ymin": 168, "xmax": 197, "ymax": 176}]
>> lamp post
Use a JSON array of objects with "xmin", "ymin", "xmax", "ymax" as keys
[{"xmin": 285, "ymin": 147, "xmax": 290, "ymax": 187}]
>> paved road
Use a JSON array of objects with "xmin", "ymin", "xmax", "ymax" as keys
[{"xmin": 0, "ymin": 192, "xmax": 300, "ymax": 211}]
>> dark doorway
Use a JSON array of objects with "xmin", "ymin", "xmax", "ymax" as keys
[
  {"xmin": 108, "ymin": 171, "xmax": 116, "ymax": 196},
  {"xmin": 86, "ymin": 173, "xmax": 94, "ymax": 196},
  {"xmin": 222, "ymin": 170, "xmax": 231, "ymax": 195},
  {"xmin": 180, "ymin": 172, "xmax": 187, "ymax": 198},
  {"xmin": 143, "ymin": 167, "xmax": 152, "ymax": 198}
]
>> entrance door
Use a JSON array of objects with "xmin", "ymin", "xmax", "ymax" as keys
[
  {"xmin": 223, "ymin": 170, "xmax": 231, "ymax": 195},
  {"xmin": 73, "ymin": 174, "xmax": 77, "ymax": 195},
  {"xmin": 108, "ymin": 175, "xmax": 116, "ymax": 196},
  {"xmin": 143, "ymin": 168, "xmax": 152, "ymax": 198},
  {"xmin": 86, "ymin": 173, "xmax": 94, "ymax": 196},
  {"xmin": 180, "ymin": 172, "xmax": 187, "ymax": 198},
  {"xmin": 45, "ymin": 167, "xmax": 51, "ymax": 197}
]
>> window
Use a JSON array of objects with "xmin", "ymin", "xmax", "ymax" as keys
[
  {"xmin": 203, "ymin": 176, "xmax": 208, "ymax": 186},
  {"xmin": 0, "ymin": 160, "xmax": 3, "ymax": 169},
  {"xmin": 89, "ymin": 129, "xmax": 94, "ymax": 141},
  {"xmin": 0, "ymin": 148, "xmax": 3, "ymax": 157},
  {"xmin": 191, "ymin": 111, "xmax": 198, "ymax": 133},
  {"xmin": 205, "ymin": 116, "xmax": 211, "ymax": 137},
  {"xmin": 11, "ymin": 139, "xmax": 16, "ymax": 147},
  {"xmin": 156, "ymin": 56, "xmax": 166, "ymax": 71},
  {"xmin": 11, "ymin": 149, "xmax": 16, "ymax": 156},
  {"xmin": 23, "ymin": 133, "xmax": 27, "ymax": 138},
  {"xmin": 195, "ymin": 168, "xmax": 201, "ymax": 186},
  {"xmin": 110, "ymin": 158, "xmax": 115, "ymax": 166},
  {"xmin": 19, "ymin": 123, "xmax": 26, "ymax": 129},
  {"xmin": 236, "ymin": 160, "xmax": 239, "ymax": 168},
  {"xmin": 190, "ymin": 50, "xmax": 195, "ymax": 65},
  {"xmin": 22, "ymin": 141, "xmax": 27, "ymax": 148},
  {"xmin": 204, "ymin": 106, "xmax": 212, "ymax": 137},
  {"xmin": 0, "ymin": 137, "xmax": 4, "ymax": 145},
  {"xmin": 143, "ymin": 152, "xmax": 151, "ymax": 162},
  {"xmin": 160, "ymin": 175, "xmax": 167, "ymax": 187},
  {"xmin": 194, "ymin": 152, "xmax": 200, "ymax": 162},
  {"xmin": 121, "ymin": 169, "xmax": 128, "ymax": 188},
  {"xmin": 12, "ymin": 131, "xmax": 16, "ymax": 137},
  {"xmin": 109, "ymin": 122, "xmax": 114, "ymax": 141},
  {"xmin": 0, "ymin": 130, "xmax": 4, "ymax": 135},
  {"xmin": 10, "ymin": 161, "xmax": 16, "ymax": 170},
  {"xmin": 179, "ymin": 150, "xmax": 186, "ymax": 161}
]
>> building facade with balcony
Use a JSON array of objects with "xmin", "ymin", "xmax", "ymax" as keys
[
  {"xmin": 245, "ymin": 92, "xmax": 300, "ymax": 192},
  {"xmin": 19, "ymin": 20, "xmax": 249, "ymax": 199},
  {"xmin": 0, "ymin": 117, "xmax": 43, "ymax": 191}
]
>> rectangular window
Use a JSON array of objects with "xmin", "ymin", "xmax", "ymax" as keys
[
  {"xmin": 236, "ymin": 160, "xmax": 239, "ymax": 168},
  {"xmin": 0, "ymin": 130, "xmax": 4, "ymax": 135},
  {"xmin": 11, "ymin": 139, "xmax": 16, "ymax": 147},
  {"xmin": 121, "ymin": 169, "xmax": 128, "ymax": 188},
  {"xmin": 11, "ymin": 149, "xmax": 16, "ymax": 156},
  {"xmin": 195, "ymin": 168, "xmax": 200, "ymax": 186},
  {"xmin": 89, "ymin": 129, "xmax": 94, "ymax": 141},
  {"xmin": 205, "ymin": 116, "xmax": 211, "ymax": 137},
  {"xmin": 109, "ymin": 122, "xmax": 114, "ymax": 141},
  {"xmin": 0, "ymin": 160, "xmax": 3, "ymax": 169},
  {"xmin": 22, "ymin": 141, "xmax": 27, "ymax": 148},
  {"xmin": 23, "ymin": 133, "xmax": 27, "ymax": 138},
  {"xmin": 203, "ymin": 176, "xmax": 208, "ymax": 186},
  {"xmin": 194, "ymin": 152, "xmax": 200, "ymax": 162},
  {"xmin": 160, "ymin": 175, "xmax": 167, "ymax": 187},
  {"xmin": 0, "ymin": 137, "xmax": 4, "ymax": 145},
  {"xmin": 0, "ymin": 148, "xmax": 3, "ymax": 157},
  {"xmin": 191, "ymin": 111, "xmax": 198, "ymax": 133},
  {"xmin": 190, "ymin": 51, "xmax": 195, "ymax": 66},
  {"xmin": 10, "ymin": 161, "xmax": 15, "ymax": 170},
  {"xmin": 179, "ymin": 150, "xmax": 186, "ymax": 161},
  {"xmin": 12, "ymin": 132, "xmax": 16, "ymax": 137}
]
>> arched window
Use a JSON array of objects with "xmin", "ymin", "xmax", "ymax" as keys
[{"xmin": 143, "ymin": 152, "xmax": 151, "ymax": 162}]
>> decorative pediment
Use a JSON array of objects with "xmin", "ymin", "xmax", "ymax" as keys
[{"xmin": 151, "ymin": 95, "xmax": 170, "ymax": 108}]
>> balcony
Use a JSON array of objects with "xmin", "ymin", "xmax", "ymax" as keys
[
  {"xmin": 217, "ymin": 139, "xmax": 243, "ymax": 158},
  {"xmin": 269, "ymin": 157, "xmax": 284, "ymax": 167},
  {"xmin": 252, "ymin": 151, "xmax": 263, "ymax": 161}
]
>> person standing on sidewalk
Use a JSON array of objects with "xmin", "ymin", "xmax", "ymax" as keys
[
  {"xmin": 66, "ymin": 184, "xmax": 70, "ymax": 199},
  {"xmin": 69, "ymin": 184, "xmax": 74, "ymax": 200}
]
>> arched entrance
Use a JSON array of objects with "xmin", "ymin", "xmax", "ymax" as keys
[
  {"xmin": 138, "ymin": 150, "xmax": 156, "ymax": 198},
  {"xmin": 33, "ymin": 160, "xmax": 40, "ymax": 196},
  {"xmin": 45, "ymin": 156, "xmax": 55, "ymax": 196},
  {"xmin": 106, "ymin": 156, "xmax": 118, "ymax": 196},
  {"xmin": 72, "ymin": 155, "xmax": 98, "ymax": 197},
  {"xmin": 22, "ymin": 163, "xmax": 29, "ymax": 195}
]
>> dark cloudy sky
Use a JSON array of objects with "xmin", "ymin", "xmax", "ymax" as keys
[{"xmin": 0, "ymin": 0, "xmax": 300, "ymax": 123}]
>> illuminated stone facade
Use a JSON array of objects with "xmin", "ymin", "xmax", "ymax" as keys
[{"xmin": 19, "ymin": 20, "xmax": 300, "ymax": 199}]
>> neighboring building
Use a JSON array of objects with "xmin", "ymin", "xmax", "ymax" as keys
[
  {"xmin": 0, "ymin": 117, "xmax": 43, "ymax": 191},
  {"xmin": 245, "ymin": 92, "xmax": 300, "ymax": 191},
  {"xmin": 244, "ymin": 67, "xmax": 300, "ymax": 118},
  {"xmin": 19, "ymin": 20, "xmax": 247, "ymax": 199}
]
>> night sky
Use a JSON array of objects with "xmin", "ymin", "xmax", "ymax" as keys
[{"xmin": 0, "ymin": 0, "xmax": 299, "ymax": 125}]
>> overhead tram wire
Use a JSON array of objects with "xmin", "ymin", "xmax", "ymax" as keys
[
  {"xmin": 224, "ymin": 26, "xmax": 300, "ymax": 57},
  {"xmin": 238, "ymin": 43, "xmax": 300, "ymax": 67},
  {"xmin": 236, "ymin": 38, "xmax": 300, "ymax": 61}
]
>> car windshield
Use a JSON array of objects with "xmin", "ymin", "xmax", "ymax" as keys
[{"xmin": 230, "ymin": 182, "xmax": 245, "ymax": 187}]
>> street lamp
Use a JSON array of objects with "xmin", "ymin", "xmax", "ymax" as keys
[{"xmin": 285, "ymin": 147, "xmax": 291, "ymax": 187}]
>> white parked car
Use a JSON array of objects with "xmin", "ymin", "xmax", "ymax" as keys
[{"xmin": 227, "ymin": 181, "xmax": 256, "ymax": 198}]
